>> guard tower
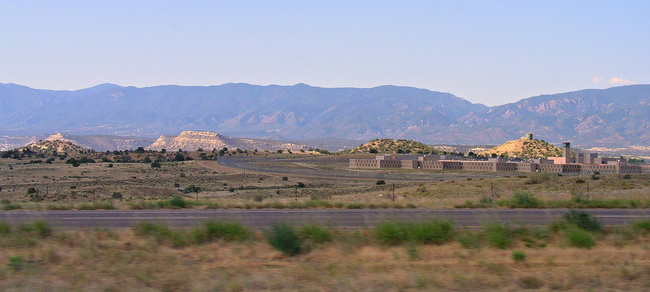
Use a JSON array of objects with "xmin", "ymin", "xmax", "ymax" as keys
[{"xmin": 563, "ymin": 142, "xmax": 571, "ymax": 162}]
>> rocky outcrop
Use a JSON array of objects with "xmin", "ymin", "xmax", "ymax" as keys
[
  {"xmin": 24, "ymin": 139, "xmax": 89, "ymax": 155},
  {"xmin": 44, "ymin": 133, "xmax": 155, "ymax": 151},
  {"xmin": 146, "ymin": 130, "xmax": 310, "ymax": 151}
]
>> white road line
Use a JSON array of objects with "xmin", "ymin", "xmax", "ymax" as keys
[
  {"xmin": 596, "ymin": 215, "xmax": 650, "ymax": 218},
  {"xmin": 62, "ymin": 217, "xmax": 210, "ymax": 220}
]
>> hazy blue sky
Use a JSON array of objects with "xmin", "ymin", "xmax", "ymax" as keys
[{"xmin": 1, "ymin": 1, "xmax": 648, "ymax": 106}]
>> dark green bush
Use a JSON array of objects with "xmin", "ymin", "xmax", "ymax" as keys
[
  {"xmin": 346, "ymin": 203, "xmax": 364, "ymax": 209},
  {"xmin": 632, "ymin": 220, "xmax": 650, "ymax": 233},
  {"xmin": 483, "ymin": 223, "xmax": 512, "ymax": 249},
  {"xmin": 8, "ymin": 256, "xmax": 24, "ymax": 271},
  {"xmin": 267, "ymin": 223, "xmax": 302, "ymax": 256},
  {"xmin": 374, "ymin": 221, "xmax": 405, "ymax": 246},
  {"xmin": 412, "ymin": 220, "xmax": 454, "ymax": 245},
  {"xmin": 376, "ymin": 180, "xmax": 386, "ymax": 185},
  {"xmin": 300, "ymin": 224, "xmax": 333, "ymax": 244},
  {"xmin": 182, "ymin": 185, "xmax": 201, "ymax": 194},
  {"xmin": 563, "ymin": 210, "xmax": 601, "ymax": 232},
  {"xmin": 564, "ymin": 225, "xmax": 595, "ymax": 248},
  {"xmin": 18, "ymin": 220, "xmax": 52, "ymax": 237},
  {"xmin": 0, "ymin": 221, "xmax": 11, "ymax": 234},
  {"xmin": 133, "ymin": 222, "xmax": 173, "ymax": 243},
  {"xmin": 374, "ymin": 220, "xmax": 454, "ymax": 246},
  {"xmin": 457, "ymin": 231, "xmax": 482, "ymax": 249},
  {"xmin": 510, "ymin": 190, "xmax": 541, "ymax": 208},
  {"xmin": 512, "ymin": 250, "xmax": 526, "ymax": 262},
  {"xmin": 169, "ymin": 196, "xmax": 187, "ymax": 208},
  {"xmin": 203, "ymin": 221, "xmax": 252, "ymax": 242}
]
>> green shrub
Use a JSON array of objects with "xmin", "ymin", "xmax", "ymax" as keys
[
  {"xmin": 27, "ymin": 187, "xmax": 37, "ymax": 194},
  {"xmin": 374, "ymin": 221, "xmax": 406, "ymax": 246},
  {"xmin": 346, "ymin": 203, "xmax": 364, "ymax": 209},
  {"xmin": 169, "ymin": 196, "xmax": 187, "ymax": 208},
  {"xmin": 376, "ymin": 180, "xmax": 386, "ymax": 185},
  {"xmin": 267, "ymin": 223, "xmax": 302, "ymax": 256},
  {"xmin": 374, "ymin": 220, "xmax": 455, "ymax": 246},
  {"xmin": 412, "ymin": 220, "xmax": 454, "ymax": 245},
  {"xmin": 8, "ymin": 256, "xmax": 24, "ymax": 271},
  {"xmin": 282, "ymin": 177, "xmax": 288, "ymax": 181},
  {"xmin": 632, "ymin": 220, "xmax": 650, "ymax": 233},
  {"xmin": 203, "ymin": 221, "xmax": 252, "ymax": 242},
  {"xmin": 457, "ymin": 231, "xmax": 482, "ymax": 249},
  {"xmin": 623, "ymin": 174, "xmax": 632, "ymax": 180},
  {"xmin": 182, "ymin": 185, "xmax": 201, "ymax": 194},
  {"xmin": 19, "ymin": 220, "xmax": 52, "ymax": 237},
  {"xmin": 564, "ymin": 225, "xmax": 595, "ymax": 248},
  {"xmin": 510, "ymin": 190, "xmax": 541, "ymax": 208},
  {"xmin": 483, "ymin": 223, "xmax": 512, "ymax": 249},
  {"xmin": 133, "ymin": 222, "xmax": 173, "ymax": 243},
  {"xmin": 300, "ymin": 224, "xmax": 333, "ymax": 244},
  {"xmin": 3, "ymin": 203, "xmax": 22, "ymax": 211},
  {"xmin": 0, "ymin": 221, "xmax": 11, "ymax": 234},
  {"xmin": 563, "ymin": 210, "xmax": 601, "ymax": 232},
  {"xmin": 512, "ymin": 250, "xmax": 526, "ymax": 262}
]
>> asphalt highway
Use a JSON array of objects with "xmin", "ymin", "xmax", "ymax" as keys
[{"xmin": 2, "ymin": 209, "xmax": 650, "ymax": 229}]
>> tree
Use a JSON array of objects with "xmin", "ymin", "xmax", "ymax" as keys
[
  {"xmin": 134, "ymin": 147, "xmax": 146, "ymax": 154},
  {"xmin": 174, "ymin": 153, "xmax": 185, "ymax": 161}
]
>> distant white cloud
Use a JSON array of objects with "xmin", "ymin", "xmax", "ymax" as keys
[
  {"xmin": 593, "ymin": 76, "xmax": 603, "ymax": 83},
  {"xmin": 609, "ymin": 77, "xmax": 635, "ymax": 85}
]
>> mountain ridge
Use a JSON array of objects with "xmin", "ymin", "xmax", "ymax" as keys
[{"xmin": 1, "ymin": 82, "xmax": 648, "ymax": 147}]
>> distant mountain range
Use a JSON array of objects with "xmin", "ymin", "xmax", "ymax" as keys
[{"xmin": 1, "ymin": 82, "xmax": 648, "ymax": 148}]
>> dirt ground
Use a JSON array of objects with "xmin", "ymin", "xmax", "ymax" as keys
[{"xmin": 0, "ymin": 153, "xmax": 649, "ymax": 209}]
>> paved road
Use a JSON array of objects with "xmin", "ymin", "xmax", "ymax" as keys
[{"xmin": 2, "ymin": 209, "xmax": 650, "ymax": 229}]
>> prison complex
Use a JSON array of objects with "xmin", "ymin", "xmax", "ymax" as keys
[{"xmin": 350, "ymin": 142, "xmax": 650, "ymax": 174}]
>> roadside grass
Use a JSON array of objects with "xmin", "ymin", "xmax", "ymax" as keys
[
  {"xmin": 2, "ymin": 157, "xmax": 648, "ymax": 211},
  {"xmin": 374, "ymin": 220, "xmax": 454, "ymax": 246},
  {"xmin": 2, "ymin": 214, "xmax": 650, "ymax": 290}
]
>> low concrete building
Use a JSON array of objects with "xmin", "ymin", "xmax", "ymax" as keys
[{"xmin": 349, "ymin": 142, "xmax": 650, "ymax": 175}]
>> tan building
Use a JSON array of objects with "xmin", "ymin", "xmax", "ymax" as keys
[{"xmin": 349, "ymin": 142, "xmax": 650, "ymax": 174}]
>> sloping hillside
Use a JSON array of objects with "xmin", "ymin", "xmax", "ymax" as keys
[
  {"xmin": 1, "ymin": 83, "xmax": 649, "ymax": 147},
  {"xmin": 479, "ymin": 138, "xmax": 562, "ymax": 158},
  {"xmin": 21, "ymin": 140, "xmax": 89, "ymax": 156},
  {"xmin": 349, "ymin": 138, "xmax": 438, "ymax": 154}
]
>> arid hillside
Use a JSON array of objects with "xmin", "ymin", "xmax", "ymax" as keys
[
  {"xmin": 349, "ymin": 138, "xmax": 439, "ymax": 154},
  {"xmin": 480, "ymin": 138, "xmax": 562, "ymax": 158}
]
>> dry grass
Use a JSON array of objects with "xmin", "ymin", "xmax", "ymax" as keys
[
  {"xmin": 2, "ymin": 222, "xmax": 650, "ymax": 291},
  {"xmin": 1, "ymin": 154, "xmax": 649, "ymax": 210}
]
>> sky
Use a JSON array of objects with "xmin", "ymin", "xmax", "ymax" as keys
[{"xmin": 1, "ymin": 1, "xmax": 648, "ymax": 106}]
